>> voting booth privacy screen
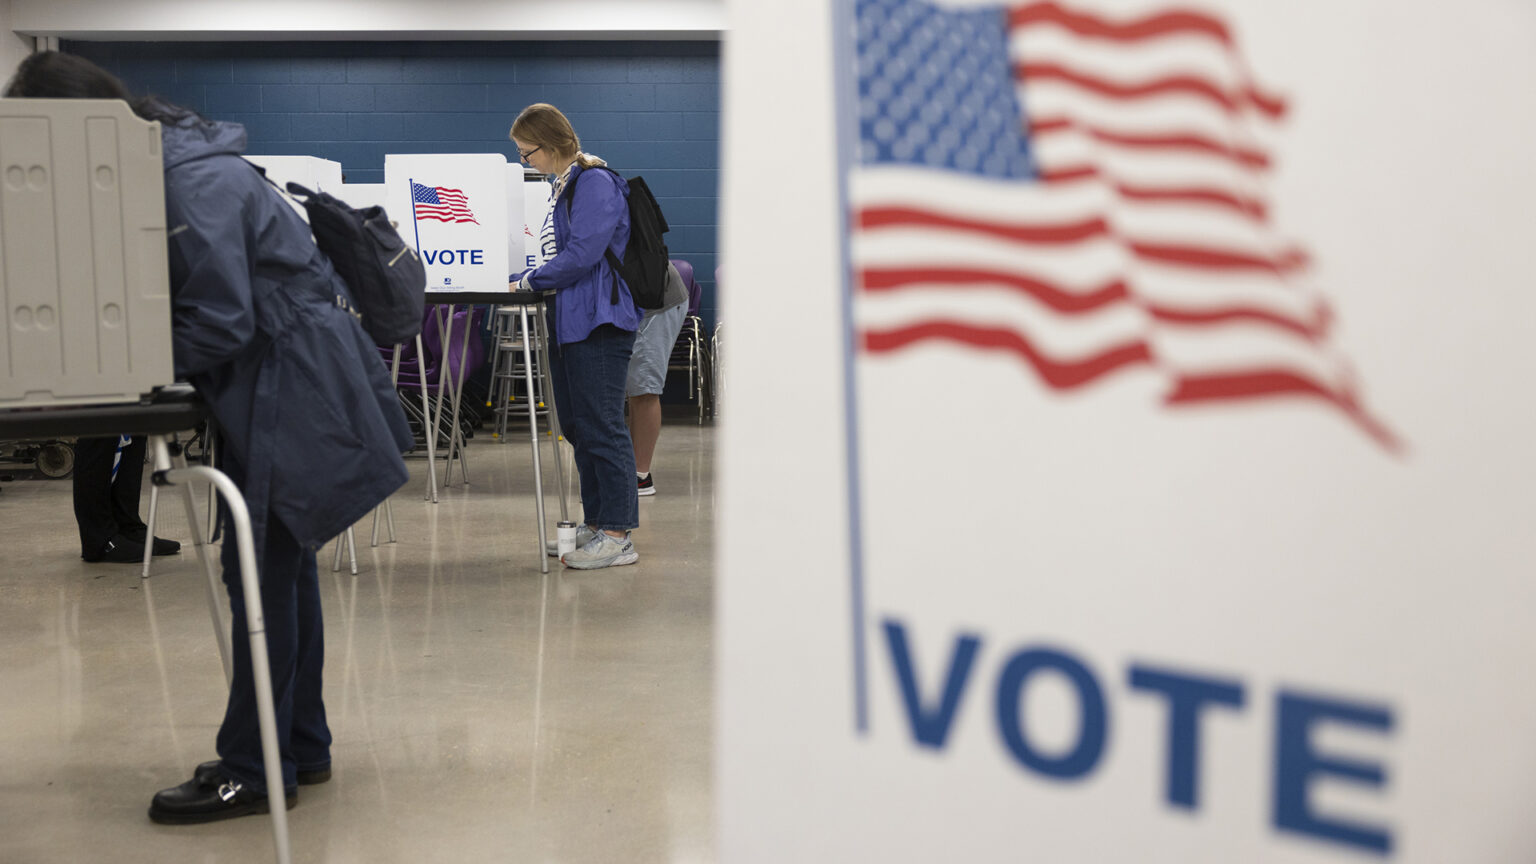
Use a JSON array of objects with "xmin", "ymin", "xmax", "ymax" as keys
[
  {"xmin": 0, "ymin": 99, "xmax": 171, "ymax": 407},
  {"xmin": 718, "ymin": 1, "xmax": 1536, "ymax": 862},
  {"xmin": 386, "ymin": 153, "xmax": 512, "ymax": 293}
]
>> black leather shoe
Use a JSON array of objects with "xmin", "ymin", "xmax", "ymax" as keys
[
  {"xmin": 83, "ymin": 534, "xmax": 145, "ymax": 564},
  {"xmin": 122, "ymin": 526, "xmax": 181, "ymax": 556},
  {"xmin": 148, "ymin": 772, "xmax": 296, "ymax": 825},
  {"xmin": 195, "ymin": 759, "xmax": 331, "ymax": 787}
]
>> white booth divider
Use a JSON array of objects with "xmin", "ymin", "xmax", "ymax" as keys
[{"xmin": 718, "ymin": 1, "xmax": 1536, "ymax": 862}]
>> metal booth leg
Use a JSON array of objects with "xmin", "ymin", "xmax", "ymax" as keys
[
  {"xmin": 141, "ymin": 449, "xmax": 159, "ymax": 578},
  {"xmin": 149, "ymin": 436, "xmax": 232, "ymax": 684},
  {"xmin": 330, "ymin": 527, "xmax": 358, "ymax": 575},
  {"xmin": 533, "ymin": 304, "xmax": 570, "ymax": 522},
  {"xmin": 149, "ymin": 436, "xmax": 291, "ymax": 864},
  {"xmin": 444, "ymin": 305, "xmax": 475, "ymax": 488},
  {"xmin": 416, "ymin": 332, "xmax": 439, "ymax": 503},
  {"xmin": 520, "ymin": 305, "xmax": 550, "ymax": 574}
]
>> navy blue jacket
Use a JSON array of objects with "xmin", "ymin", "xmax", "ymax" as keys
[
  {"xmin": 523, "ymin": 163, "xmax": 642, "ymax": 344},
  {"xmin": 161, "ymin": 118, "xmax": 412, "ymax": 555}
]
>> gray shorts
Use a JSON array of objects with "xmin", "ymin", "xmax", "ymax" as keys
[{"xmin": 625, "ymin": 302, "xmax": 688, "ymax": 397}]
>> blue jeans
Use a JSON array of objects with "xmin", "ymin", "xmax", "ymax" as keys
[
  {"xmin": 215, "ymin": 456, "xmax": 330, "ymax": 793},
  {"xmin": 549, "ymin": 324, "xmax": 639, "ymax": 532}
]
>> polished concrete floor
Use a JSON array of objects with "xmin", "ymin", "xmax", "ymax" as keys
[{"xmin": 0, "ymin": 420, "xmax": 716, "ymax": 863}]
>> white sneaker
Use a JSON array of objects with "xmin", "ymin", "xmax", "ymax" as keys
[
  {"xmin": 560, "ymin": 531, "xmax": 638, "ymax": 570},
  {"xmin": 546, "ymin": 524, "xmax": 598, "ymax": 557}
]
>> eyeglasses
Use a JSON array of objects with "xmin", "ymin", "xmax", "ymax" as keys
[{"xmin": 517, "ymin": 145, "xmax": 541, "ymax": 163}]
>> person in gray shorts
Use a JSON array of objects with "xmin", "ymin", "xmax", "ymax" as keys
[{"xmin": 626, "ymin": 261, "xmax": 689, "ymax": 496}]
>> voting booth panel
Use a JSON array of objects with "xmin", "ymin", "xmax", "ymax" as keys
[
  {"xmin": 244, "ymin": 155, "xmax": 343, "ymax": 223},
  {"xmin": 0, "ymin": 98, "xmax": 171, "ymax": 407},
  {"xmin": 523, "ymin": 175, "xmax": 552, "ymax": 271},
  {"xmin": 244, "ymin": 154, "xmax": 343, "ymax": 195},
  {"xmin": 385, "ymin": 153, "xmax": 510, "ymax": 293},
  {"xmin": 505, "ymin": 163, "xmax": 527, "ymax": 276},
  {"xmin": 718, "ymin": 1, "xmax": 1536, "ymax": 862},
  {"xmin": 337, "ymin": 182, "xmax": 387, "ymax": 213}
]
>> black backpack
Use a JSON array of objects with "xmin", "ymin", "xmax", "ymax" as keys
[
  {"xmin": 284, "ymin": 181, "xmax": 427, "ymax": 347},
  {"xmin": 566, "ymin": 167, "xmax": 670, "ymax": 311}
]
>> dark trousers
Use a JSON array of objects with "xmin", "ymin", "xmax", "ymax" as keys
[
  {"xmin": 71, "ymin": 435, "xmax": 148, "ymax": 557},
  {"xmin": 214, "ymin": 462, "xmax": 330, "ymax": 793},
  {"xmin": 548, "ymin": 324, "xmax": 639, "ymax": 531}
]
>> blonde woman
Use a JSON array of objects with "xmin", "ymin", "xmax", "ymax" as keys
[{"xmin": 512, "ymin": 103, "xmax": 642, "ymax": 569}]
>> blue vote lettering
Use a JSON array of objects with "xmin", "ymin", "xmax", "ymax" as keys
[
  {"xmin": 422, "ymin": 249, "xmax": 486, "ymax": 266},
  {"xmin": 995, "ymin": 647, "xmax": 1107, "ymax": 780},
  {"xmin": 878, "ymin": 616, "xmax": 1396, "ymax": 856},
  {"xmin": 882, "ymin": 620, "xmax": 980, "ymax": 749},
  {"xmin": 1275, "ymin": 690, "xmax": 1394, "ymax": 855},
  {"xmin": 1128, "ymin": 664, "xmax": 1245, "ymax": 810}
]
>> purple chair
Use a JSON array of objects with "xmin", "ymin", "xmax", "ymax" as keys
[
  {"xmin": 673, "ymin": 258, "xmax": 703, "ymax": 319},
  {"xmin": 385, "ymin": 305, "xmax": 487, "ymax": 391}
]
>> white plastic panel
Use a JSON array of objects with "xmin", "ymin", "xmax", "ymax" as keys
[{"xmin": 0, "ymin": 98, "xmax": 171, "ymax": 407}]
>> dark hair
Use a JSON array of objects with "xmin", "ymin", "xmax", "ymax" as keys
[
  {"xmin": 3, "ymin": 51, "xmax": 201, "ymax": 125},
  {"xmin": 4, "ymin": 51, "xmax": 134, "ymax": 101}
]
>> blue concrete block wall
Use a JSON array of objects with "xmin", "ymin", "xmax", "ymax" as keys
[{"xmin": 63, "ymin": 40, "xmax": 722, "ymax": 328}]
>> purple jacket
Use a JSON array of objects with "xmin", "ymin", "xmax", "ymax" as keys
[{"xmin": 524, "ymin": 163, "xmax": 642, "ymax": 344}]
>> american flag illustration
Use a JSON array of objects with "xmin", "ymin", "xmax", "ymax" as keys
[
  {"xmin": 411, "ymin": 181, "xmax": 479, "ymax": 224},
  {"xmin": 851, "ymin": 0, "xmax": 1397, "ymax": 449}
]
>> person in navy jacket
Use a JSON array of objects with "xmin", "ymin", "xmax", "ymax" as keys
[
  {"xmin": 513, "ymin": 103, "xmax": 643, "ymax": 569},
  {"xmin": 4, "ymin": 52, "xmax": 414, "ymax": 823}
]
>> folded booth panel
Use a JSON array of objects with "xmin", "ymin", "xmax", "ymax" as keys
[{"xmin": 0, "ymin": 99, "xmax": 171, "ymax": 407}]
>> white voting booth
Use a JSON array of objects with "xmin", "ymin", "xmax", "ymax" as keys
[
  {"xmin": 244, "ymin": 154, "xmax": 342, "ymax": 194},
  {"xmin": 244, "ymin": 154, "xmax": 342, "ymax": 222},
  {"xmin": 718, "ymin": 1, "xmax": 1536, "ymax": 862},
  {"xmin": 384, "ymin": 153, "xmax": 511, "ymax": 292},
  {"xmin": 375, "ymin": 152, "xmax": 564, "ymax": 572}
]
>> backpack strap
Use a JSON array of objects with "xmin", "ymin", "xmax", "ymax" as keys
[{"xmin": 562, "ymin": 166, "xmax": 624, "ymax": 306}]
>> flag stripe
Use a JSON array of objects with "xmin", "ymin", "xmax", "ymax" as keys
[
  {"xmin": 1010, "ymin": 1, "xmax": 1235, "ymax": 48},
  {"xmin": 861, "ymin": 205, "xmax": 1296, "ymax": 272},
  {"xmin": 1147, "ymin": 302, "xmax": 1327, "ymax": 342},
  {"xmin": 859, "ymin": 207, "xmax": 1110, "ymax": 244},
  {"xmin": 864, "ymin": 320, "xmax": 1154, "ymax": 389},
  {"xmin": 1009, "ymin": 2, "xmax": 1288, "ymax": 117},
  {"xmin": 1033, "ymin": 116, "xmax": 1271, "ymax": 169},
  {"xmin": 1017, "ymin": 61, "xmax": 1286, "ymax": 120},
  {"xmin": 1129, "ymin": 240, "xmax": 1304, "ymax": 273},
  {"xmin": 1036, "ymin": 165, "xmax": 1268, "ymax": 220},
  {"xmin": 861, "ymin": 266, "xmax": 1131, "ymax": 314},
  {"xmin": 1168, "ymin": 370, "xmax": 1401, "ymax": 451}
]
